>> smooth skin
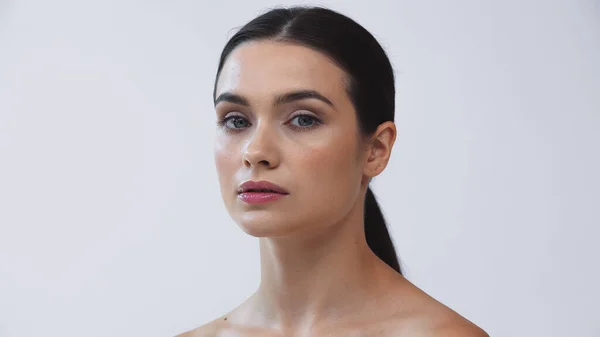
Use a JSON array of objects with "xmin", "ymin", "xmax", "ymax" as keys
[{"xmin": 178, "ymin": 40, "xmax": 488, "ymax": 337}]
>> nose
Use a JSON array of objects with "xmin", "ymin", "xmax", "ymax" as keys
[{"xmin": 242, "ymin": 122, "xmax": 280, "ymax": 169}]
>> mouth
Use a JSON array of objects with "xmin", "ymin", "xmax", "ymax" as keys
[
  {"xmin": 242, "ymin": 189, "xmax": 285, "ymax": 193},
  {"xmin": 237, "ymin": 180, "xmax": 289, "ymax": 204},
  {"xmin": 237, "ymin": 180, "xmax": 289, "ymax": 195}
]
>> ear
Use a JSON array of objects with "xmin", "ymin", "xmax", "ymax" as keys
[{"xmin": 363, "ymin": 121, "xmax": 397, "ymax": 179}]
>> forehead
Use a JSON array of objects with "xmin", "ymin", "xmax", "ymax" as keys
[{"xmin": 215, "ymin": 40, "xmax": 348, "ymax": 100}]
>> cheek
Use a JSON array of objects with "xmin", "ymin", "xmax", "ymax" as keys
[
  {"xmin": 214, "ymin": 136, "xmax": 238, "ymax": 182},
  {"xmin": 294, "ymin": 131, "xmax": 362, "ymax": 191},
  {"xmin": 286, "ymin": 134, "xmax": 362, "ymax": 229}
]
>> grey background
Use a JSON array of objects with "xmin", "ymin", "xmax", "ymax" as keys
[{"xmin": 0, "ymin": 0, "xmax": 598, "ymax": 336}]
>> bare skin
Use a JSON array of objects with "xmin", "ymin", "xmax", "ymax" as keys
[{"xmin": 178, "ymin": 40, "xmax": 488, "ymax": 337}]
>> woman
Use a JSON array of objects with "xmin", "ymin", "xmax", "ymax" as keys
[{"xmin": 179, "ymin": 6, "xmax": 488, "ymax": 337}]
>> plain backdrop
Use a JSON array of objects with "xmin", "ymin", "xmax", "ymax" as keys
[{"xmin": 0, "ymin": 0, "xmax": 599, "ymax": 336}]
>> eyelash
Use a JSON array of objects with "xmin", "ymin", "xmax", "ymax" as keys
[{"xmin": 216, "ymin": 113, "xmax": 323, "ymax": 133}]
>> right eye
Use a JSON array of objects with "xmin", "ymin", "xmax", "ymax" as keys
[{"xmin": 219, "ymin": 116, "xmax": 251, "ymax": 130}]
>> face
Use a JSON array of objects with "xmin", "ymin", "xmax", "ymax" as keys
[{"xmin": 213, "ymin": 40, "xmax": 370, "ymax": 238}]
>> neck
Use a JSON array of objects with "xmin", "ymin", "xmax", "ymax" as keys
[{"xmin": 247, "ymin": 201, "xmax": 400, "ymax": 333}]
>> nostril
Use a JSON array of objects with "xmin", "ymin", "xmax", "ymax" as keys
[{"xmin": 242, "ymin": 149, "xmax": 276, "ymax": 168}]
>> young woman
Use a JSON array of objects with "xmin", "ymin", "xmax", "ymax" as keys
[{"xmin": 179, "ymin": 6, "xmax": 488, "ymax": 337}]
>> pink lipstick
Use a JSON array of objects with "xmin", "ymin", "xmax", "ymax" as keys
[{"xmin": 237, "ymin": 180, "xmax": 289, "ymax": 204}]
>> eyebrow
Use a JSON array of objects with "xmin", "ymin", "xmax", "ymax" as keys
[{"xmin": 214, "ymin": 90, "xmax": 334, "ymax": 108}]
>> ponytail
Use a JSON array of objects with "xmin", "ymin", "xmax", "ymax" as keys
[{"xmin": 364, "ymin": 186, "xmax": 402, "ymax": 274}]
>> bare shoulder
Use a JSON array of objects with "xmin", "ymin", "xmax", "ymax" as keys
[
  {"xmin": 174, "ymin": 324, "xmax": 216, "ymax": 337},
  {"xmin": 391, "ymin": 311, "xmax": 488, "ymax": 337},
  {"xmin": 423, "ymin": 319, "xmax": 489, "ymax": 337},
  {"xmin": 386, "ymin": 277, "xmax": 489, "ymax": 337},
  {"xmin": 417, "ymin": 302, "xmax": 488, "ymax": 337},
  {"xmin": 174, "ymin": 316, "xmax": 225, "ymax": 337},
  {"xmin": 174, "ymin": 314, "xmax": 276, "ymax": 337}
]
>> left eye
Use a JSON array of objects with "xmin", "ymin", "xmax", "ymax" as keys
[{"xmin": 290, "ymin": 115, "xmax": 319, "ymax": 127}]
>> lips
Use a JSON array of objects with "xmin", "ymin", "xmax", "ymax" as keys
[{"xmin": 238, "ymin": 180, "xmax": 289, "ymax": 195}]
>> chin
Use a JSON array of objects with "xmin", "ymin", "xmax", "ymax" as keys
[{"xmin": 234, "ymin": 211, "xmax": 300, "ymax": 238}]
